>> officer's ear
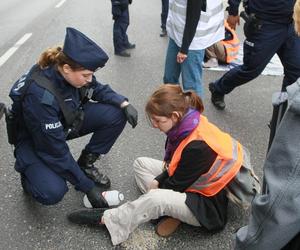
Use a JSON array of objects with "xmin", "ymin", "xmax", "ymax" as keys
[{"xmin": 62, "ymin": 64, "xmax": 73, "ymax": 74}]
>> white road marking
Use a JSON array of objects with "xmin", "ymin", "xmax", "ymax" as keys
[
  {"xmin": 0, "ymin": 33, "xmax": 32, "ymax": 68},
  {"xmin": 55, "ymin": 0, "xmax": 67, "ymax": 8}
]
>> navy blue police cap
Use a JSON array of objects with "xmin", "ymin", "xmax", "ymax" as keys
[{"xmin": 63, "ymin": 27, "xmax": 109, "ymax": 71}]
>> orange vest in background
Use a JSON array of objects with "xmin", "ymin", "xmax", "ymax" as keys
[
  {"xmin": 168, "ymin": 115, "xmax": 243, "ymax": 197},
  {"xmin": 221, "ymin": 21, "xmax": 240, "ymax": 63}
]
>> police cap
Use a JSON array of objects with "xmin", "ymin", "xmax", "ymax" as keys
[{"xmin": 63, "ymin": 27, "xmax": 109, "ymax": 71}]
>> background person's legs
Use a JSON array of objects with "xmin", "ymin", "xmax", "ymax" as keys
[
  {"xmin": 163, "ymin": 38, "xmax": 181, "ymax": 84},
  {"xmin": 213, "ymin": 22, "xmax": 287, "ymax": 95},
  {"xmin": 181, "ymin": 49, "xmax": 204, "ymax": 97}
]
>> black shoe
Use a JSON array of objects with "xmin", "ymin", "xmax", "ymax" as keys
[
  {"xmin": 126, "ymin": 43, "xmax": 136, "ymax": 49},
  {"xmin": 115, "ymin": 50, "xmax": 131, "ymax": 57},
  {"xmin": 160, "ymin": 29, "xmax": 167, "ymax": 37},
  {"xmin": 0, "ymin": 103, "xmax": 5, "ymax": 120},
  {"xmin": 68, "ymin": 208, "xmax": 106, "ymax": 226},
  {"xmin": 78, "ymin": 150, "xmax": 111, "ymax": 188},
  {"xmin": 209, "ymin": 82, "xmax": 226, "ymax": 110}
]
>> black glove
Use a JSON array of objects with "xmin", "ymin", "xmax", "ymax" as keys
[
  {"xmin": 86, "ymin": 186, "xmax": 109, "ymax": 208},
  {"xmin": 129, "ymin": 0, "xmax": 132, "ymax": 4},
  {"xmin": 123, "ymin": 104, "xmax": 138, "ymax": 128}
]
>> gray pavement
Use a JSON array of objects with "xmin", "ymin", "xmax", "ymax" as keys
[{"xmin": 0, "ymin": 0, "xmax": 283, "ymax": 249}]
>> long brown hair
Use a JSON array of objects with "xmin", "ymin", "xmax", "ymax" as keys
[
  {"xmin": 294, "ymin": 0, "xmax": 300, "ymax": 35},
  {"xmin": 37, "ymin": 46, "xmax": 84, "ymax": 70},
  {"xmin": 145, "ymin": 84, "xmax": 204, "ymax": 121}
]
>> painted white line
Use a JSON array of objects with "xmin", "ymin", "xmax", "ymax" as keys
[
  {"xmin": 55, "ymin": 0, "xmax": 67, "ymax": 8},
  {"xmin": 0, "ymin": 33, "xmax": 32, "ymax": 68}
]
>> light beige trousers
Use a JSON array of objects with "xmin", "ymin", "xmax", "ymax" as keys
[
  {"xmin": 103, "ymin": 157, "xmax": 200, "ymax": 245},
  {"xmin": 205, "ymin": 41, "xmax": 226, "ymax": 63}
]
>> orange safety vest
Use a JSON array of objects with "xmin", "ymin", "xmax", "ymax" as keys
[
  {"xmin": 168, "ymin": 115, "xmax": 243, "ymax": 197},
  {"xmin": 221, "ymin": 21, "xmax": 240, "ymax": 63}
]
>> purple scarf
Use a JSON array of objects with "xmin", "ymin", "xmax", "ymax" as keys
[{"xmin": 164, "ymin": 109, "xmax": 200, "ymax": 163}]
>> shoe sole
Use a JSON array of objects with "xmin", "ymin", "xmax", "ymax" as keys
[
  {"xmin": 155, "ymin": 217, "xmax": 181, "ymax": 237},
  {"xmin": 212, "ymin": 101, "xmax": 226, "ymax": 110}
]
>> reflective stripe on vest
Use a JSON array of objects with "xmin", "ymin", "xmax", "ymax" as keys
[
  {"xmin": 221, "ymin": 21, "xmax": 240, "ymax": 63},
  {"xmin": 167, "ymin": 0, "xmax": 224, "ymax": 50},
  {"xmin": 168, "ymin": 115, "xmax": 243, "ymax": 197}
]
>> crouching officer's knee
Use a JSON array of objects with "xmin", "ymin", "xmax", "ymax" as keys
[{"xmin": 33, "ymin": 184, "xmax": 68, "ymax": 205}]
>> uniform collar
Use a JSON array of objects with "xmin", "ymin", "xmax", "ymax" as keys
[{"xmin": 42, "ymin": 66, "xmax": 70, "ymax": 88}]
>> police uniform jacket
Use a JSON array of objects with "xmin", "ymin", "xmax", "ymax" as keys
[
  {"xmin": 228, "ymin": 0, "xmax": 295, "ymax": 24},
  {"xmin": 10, "ymin": 65, "xmax": 127, "ymax": 193}
]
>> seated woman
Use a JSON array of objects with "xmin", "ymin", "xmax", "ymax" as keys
[{"xmin": 68, "ymin": 84, "xmax": 254, "ymax": 246}]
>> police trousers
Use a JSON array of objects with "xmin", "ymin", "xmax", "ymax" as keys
[
  {"xmin": 102, "ymin": 157, "xmax": 200, "ymax": 245},
  {"xmin": 235, "ymin": 78, "xmax": 300, "ymax": 249},
  {"xmin": 113, "ymin": 8, "xmax": 130, "ymax": 53},
  {"xmin": 17, "ymin": 102, "xmax": 126, "ymax": 205},
  {"xmin": 161, "ymin": 0, "xmax": 169, "ymax": 30},
  {"xmin": 214, "ymin": 20, "xmax": 300, "ymax": 95}
]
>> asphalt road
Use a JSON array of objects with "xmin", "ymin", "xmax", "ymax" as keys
[{"xmin": 0, "ymin": 0, "xmax": 284, "ymax": 249}]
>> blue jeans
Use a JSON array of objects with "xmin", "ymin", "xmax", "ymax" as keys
[{"xmin": 163, "ymin": 38, "xmax": 205, "ymax": 97}]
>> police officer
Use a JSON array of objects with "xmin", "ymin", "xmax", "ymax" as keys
[
  {"xmin": 8, "ymin": 27, "xmax": 138, "ymax": 206},
  {"xmin": 209, "ymin": 0, "xmax": 300, "ymax": 110},
  {"xmin": 111, "ymin": 0, "xmax": 135, "ymax": 57}
]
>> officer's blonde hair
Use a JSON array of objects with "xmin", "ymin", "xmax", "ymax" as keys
[
  {"xmin": 145, "ymin": 84, "xmax": 204, "ymax": 121},
  {"xmin": 294, "ymin": 0, "xmax": 300, "ymax": 35},
  {"xmin": 38, "ymin": 46, "xmax": 84, "ymax": 70}
]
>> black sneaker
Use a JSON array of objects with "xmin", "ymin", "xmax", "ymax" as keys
[
  {"xmin": 68, "ymin": 208, "xmax": 106, "ymax": 226},
  {"xmin": 160, "ymin": 29, "xmax": 167, "ymax": 37},
  {"xmin": 126, "ymin": 43, "xmax": 136, "ymax": 49},
  {"xmin": 209, "ymin": 82, "xmax": 226, "ymax": 110},
  {"xmin": 115, "ymin": 50, "xmax": 131, "ymax": 57}
]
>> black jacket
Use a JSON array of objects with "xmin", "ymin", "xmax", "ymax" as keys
[{"xmin": 155, "ymin": 140, "xmax": 228, "ymax": 231}]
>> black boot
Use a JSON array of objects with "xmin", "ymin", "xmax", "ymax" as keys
[
  {"xmin": 68, "ymin": 208, "xmax": 106, "ymax": 226},
  {"xmin": 77, "ymin": 150, "xmax": 111, "ymax": 188},
  {"xmin": 209, "ymin": 82, "xmax": 226, "ymax": 110}
]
